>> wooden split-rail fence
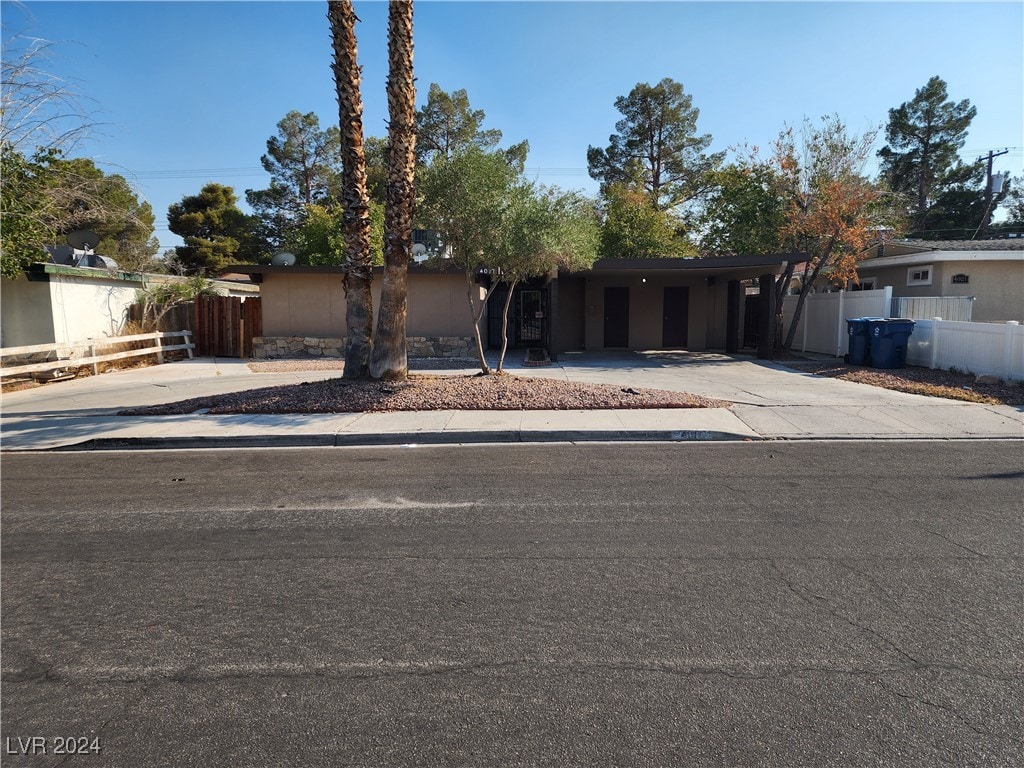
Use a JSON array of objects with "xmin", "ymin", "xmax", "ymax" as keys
[{"xmin": 0, "ymin": 331, "xmax": 195, "ymax": 379}]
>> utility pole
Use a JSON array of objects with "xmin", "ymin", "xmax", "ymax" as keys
[{"xmin": 977, "ymin": 148, "xmax": 1009, "ymax": 239}]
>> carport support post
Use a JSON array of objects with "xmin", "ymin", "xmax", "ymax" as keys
[
  {"xmin": 725, "ymin": 280, "xmax": 741, "ymax": 354},
  {"xmin": 757, "ymin": 274, "xmax": 775, "ymax": 360},
  {"xmin": 547, "ymin": 272, "xmax": 559, "ymax": 362}
]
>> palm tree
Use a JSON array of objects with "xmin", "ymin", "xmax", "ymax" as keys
[
  {"xmin": 369, "ymin": 0, "xmax": 415, "ymax": 380},
  {"xmin": 327, "ymin": 0, "xmax": 373, "ymax": 379}
]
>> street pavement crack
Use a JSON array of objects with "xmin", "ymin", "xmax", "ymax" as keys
[
  {"xmin": 916, "ymin": 524, "xmax": 989, "ymax": 557},
  {"xmin": 768, "ymin": 558, "xmax": 921, "ymax": 666},
  {"xmin": 872, "ymin": 678, "xmax": 1003, "ymax": 740},
  {"xmin": 838, "ymin": 559, "xmax": 902, "ymax": 608}
]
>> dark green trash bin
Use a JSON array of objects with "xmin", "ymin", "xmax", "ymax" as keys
[
  {"xmin": 846, "ymin": 317, "xmax": 882, "ymax": 366},
  {"xmin": 868, "ymin": 319, "xmax": 916, "ymax": 369}
]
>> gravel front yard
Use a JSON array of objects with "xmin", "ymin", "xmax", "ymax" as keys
[
  {"xmin": 122, "ymin": 372, "xmax": 727, "ymax": 416},
  {"xmin": 778, "ymin": 358, "xmax": 1024, "ymax": 406}
]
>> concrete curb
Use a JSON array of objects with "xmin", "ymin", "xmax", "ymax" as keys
[{"xmin": 41, "ymin": 429, "xmax": 762, "ymax": 452}]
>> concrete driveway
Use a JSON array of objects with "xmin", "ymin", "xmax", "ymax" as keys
[{"xmin": 1, "ymin": 352, "xmax": 1021, "ymax": 448}]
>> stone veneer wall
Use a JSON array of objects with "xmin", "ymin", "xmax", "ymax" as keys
[{"xmin": 252, "ymin": 336, "xmax": 472, "ymax": 359}]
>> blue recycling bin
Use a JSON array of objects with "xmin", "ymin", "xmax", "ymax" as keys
[
  {"xmin": 868, "ymin": 319, "xmax": 916, "ymax": 369},
  {"xmin": 846, "ymin": 317, "xmax": 883, "ymax": 366}
]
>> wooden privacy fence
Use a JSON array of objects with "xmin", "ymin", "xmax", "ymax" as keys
[
  {"xmin": 0, "ymin": 331, "xmax": 194, "ymax": 379},
  {"xmin": 128, "ymin": 302, "xmax": 194, "ymax": 335},
  {"xmin": 128, "ymin": 296, "xmax": 262, "ymax": 358},
  {"xmin": 192, "ymin": 296, "xmax": 262, "ymax": 358}
]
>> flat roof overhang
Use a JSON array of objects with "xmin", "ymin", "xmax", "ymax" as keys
[
  {"xmin": 224, "ymin": 263, "xmax": 461, "ymax": 284},
  {"xmin": 574, "ymin": 253, "xmax": 803, "ymax": 280},
  {"xmin": 225, "ymin": 253, "xmax": 804, "ymax": 284}
]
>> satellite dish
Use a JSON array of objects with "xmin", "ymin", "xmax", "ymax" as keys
[
  {"xmin": 271, "ymin": 251, "xmax": 296, "ymax": 266},
  {"xmin": 411, "ymin": 243, "xmax": 427, "ymax": 256},
  {"xmin": 67, "ymin": 230, "xmax": 100, "ymax": 252}
]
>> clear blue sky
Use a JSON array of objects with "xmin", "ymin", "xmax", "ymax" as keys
[{"xmin": 6, "ymin": 0, "xmax": 1023, "ymax": 251}]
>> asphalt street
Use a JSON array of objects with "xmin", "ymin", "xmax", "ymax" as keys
[{"xmin": 1, "ymin": 442, "xmax": 1022, "ymax": 767}]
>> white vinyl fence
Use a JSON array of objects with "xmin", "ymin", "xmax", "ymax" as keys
[
  {"xmin": 782, "ymin": 288, "xmax": 892, "ymax": 357},
  {"xmin": 781, "ymin": 289, "xmax": 1024, "ymax": 381},
  {"xmin": 906, "ymin": 319, "xmax": 1023, "ymax": 381}
]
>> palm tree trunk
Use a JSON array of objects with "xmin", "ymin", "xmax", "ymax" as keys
[
  {"xmin": 370, "ymin": 0, "xmax": 415, "ymax": 380},
  {"xmin": 328, "ymin": 0, "xmax": 373, "ymax": 379}
]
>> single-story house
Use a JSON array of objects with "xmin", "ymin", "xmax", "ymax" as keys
[
  {"xmin": 228, "ymin": 253, "xmax": 798, "ymax": 360},
  {"xmin": 855, "ymin": 238, "xmax": 1024, "ymax": 322},
  {"xmin": 1, "ymin": 261, "xmax": 259, "ymax": 348}
]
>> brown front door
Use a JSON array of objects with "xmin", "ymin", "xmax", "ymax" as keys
[
  {"xmin": 662, "ymin": 286, "xmax": 689, "ymax": 347},
  {"xmin": 603, "ymin": 287, "xmax": 629, "ymax": 347}
]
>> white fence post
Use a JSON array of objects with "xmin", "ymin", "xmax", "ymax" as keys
[
  {"xmin": 883, "ymin": 285, "xmax": 893, "ymax": 318},
  {"xmin": 835, "ymin": 290, "xmax": 845, "ymax": 357},
  {"xmin": 930, "ymin": 317, "xmax": 942, "ymax": 370},
  {"xmin": 1004, "ymin": 321, "xmax": 1020, "ymax": 379},
  {"xmin": 88, "ymin": 342, "xmax": 99, "ymax": 375},
  {"xmin": 802, "ymin": 297, "xmax": 809, "ymax": 353}
]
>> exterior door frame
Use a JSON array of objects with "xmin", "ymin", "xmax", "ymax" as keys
[
  {"xmin": 662, "ymin": 286, "xmax": 689, "ymax": 348},
  {"xmin": 603, "ymin": 287, "xmax": 630, "ymax": 348}
]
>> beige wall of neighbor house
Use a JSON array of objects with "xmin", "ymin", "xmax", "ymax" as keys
[
  {"xmin": 261, "ymin": 271, "xmax": 482, "ymax": 338},
  {"xmin": 859, "ymin": 260, "xmax": 1023, "ymax": 322},
  {"xmin": 581, "ymin": 274, "xmax": 712, "ymax": 351},
  {"xmin": 938, "ymin": 261, "xmax": 1022, "ymax": 321}
]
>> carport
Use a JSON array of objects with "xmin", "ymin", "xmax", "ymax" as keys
[{"xmin": 547, "ymin": 254, "xmax": 798, "ymax": 360}]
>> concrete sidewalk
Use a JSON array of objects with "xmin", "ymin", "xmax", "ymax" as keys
[{"xmin": 1, "ymin": 354, "xmax": 1021, "ymax": 451}]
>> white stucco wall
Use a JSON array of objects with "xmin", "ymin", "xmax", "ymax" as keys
[{"xmin": 46, "ymin": 274, "xmax": 140, "ymax": 344}]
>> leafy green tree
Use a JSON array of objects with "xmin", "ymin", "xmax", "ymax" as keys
[
  {"xmin": 418, "ymin": 147, "xmax": 521, "ymax": 371},
  {"xmin": 777, "ymin": 118, "xmax": 895, "ymax": 350},
  {"xmin": 245, "ymin": 110, "xmax": 343, "ymax": 256},
  {"xmin": 492, "ymin": 186, "xmax": 599, "ymax": 371},
  {"xmin": 415, "ymin": 83, "xmax": 501, "ymax": 164},
  {"xmin": 699, "ymin": 161, "xmax": 787, "ymax": 257},
  {"xmin": 419, "ymin": 145, "xmax": 599, "ymax": 373},
  {"xmin": 0, "ymin": 146, "xmax": 158, "ymax": 277},
  {"xmin": 42, "ymin": 156, "xmax": 159, "ymax": 270},
  {"xmin": 286, "ymin": 202, "xmax": 383, "ymax": 267},
  {"xmin": 167, "ymin": 183, "xmax": 255, "ymax": 275},
  {"xmin": 600, "ymin": 182, "xmax": 693, "ymax": 259},
  {"xmin": 587, "ymin": 78, "xmax": 723, "ymax": 214},
  {"xmin": 1, "ymin": 146, "xmax": 53, "ymax": 278},
  {"xmin": 994, "ymin": 175, "xmax": 1024, "ymax": 233},
  {"xmin": 414, "ymin": 83, "xmax": 528, "ymax": 172},
  {"xmin": 877, "ymin": 76, "xmax": 983, "ymax": 236},
  {"xmin": 364, "ymin": 135, "xmax": 389, "ymax": 204}
]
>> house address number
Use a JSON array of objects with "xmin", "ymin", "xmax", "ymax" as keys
[{"xmin": 951, "ymin": 274, "xmax": 969, "ymax": 284}]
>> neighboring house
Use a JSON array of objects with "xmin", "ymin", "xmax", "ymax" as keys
[
  {"xmin": 0, "ymin": 261, "xmax": 259, "ymax": 348},
  {"xmin": 228, "ymin": 253, "xmax": 796, "ymax": 360},
  {"xmin": 855, "ymin": 238, "xmax": 1024, "ymax": 322}
]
